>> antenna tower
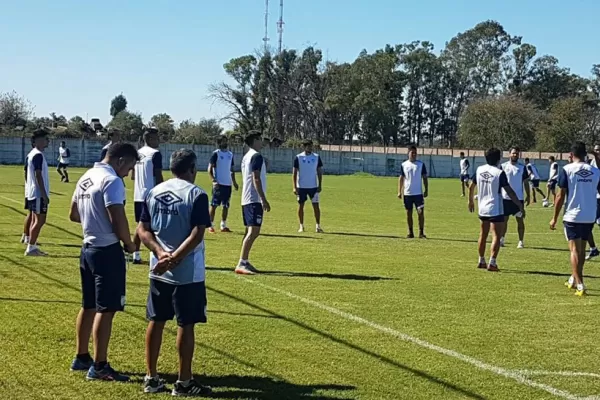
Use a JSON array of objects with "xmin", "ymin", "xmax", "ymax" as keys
[
  {"xmin": 277, "ymin": 0, "xmax": 284, "ymax": 54},
  {"xmin": 263, "ymin": 0, "xmax": 270, "ymax": 52}
]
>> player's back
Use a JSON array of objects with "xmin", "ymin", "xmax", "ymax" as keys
[
  {"xmin": 459, "ymin": 158, "xmax": 469, "ymax": 175},
  {"xmin": 560, "ymin": 162, "xmax": 600, "ymax": 223},
  {"xmin": 25, "ymin": 148, "xmax": 49, "ymax": 200},
  {"xmin": 134, "ymin": 146, "xmax": 160, "ymax": 202},
  {"xmin": 527, "ymin": 163, "xmax": 540, "ymax": 180},
  {"xmin": 475, "ymin": 164, "xmax": 505, "ymax": 217},
  {"xmin": 241, "ymin": 149, "xmax": 266, "ymax": 205}
]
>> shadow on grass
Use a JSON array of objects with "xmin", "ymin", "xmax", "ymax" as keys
[
  {"xmin": 206, "ymin": 266, "xmax": 394, "ymax": 281},
  {"xmin": 261, "ymin": 233, "xmax": 321, "ymax": 240},
  {"xmin": 0, "ymin": 203, "xmax": 82, "ymax": 240},
  {"xmin": 326, "ymin": 231, "xmax": 401, "ymax": 239},
  {"xmin": 502, "ymin": 269, "xmax": 600, "ymax": 279}
]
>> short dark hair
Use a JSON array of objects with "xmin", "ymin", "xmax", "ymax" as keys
[
  {"xmin": 408, "ymin": 145, "xmax": 417, "ymax": 152},
  {"xmin": 106, "ymin": 143, "xmax": 139, "ymax": 161},
  {"xmin": 217, "ymin": 135, "xmax": 228, "ymax": 146},
  {"xmin": 60, "ymin": 141, "xmax": 66, "ymax": 146},
  {"xmin": 460, "ymin": 152, "xmax": 465, "ymax": 157},
  {"xmin": 549, "ymin": 156, "xmax": 555, "ymax": 162},
  {"xmin": 170, "ymin": 149, "xmax": 197, "ymax": 176},
  {"xmin": 32, "ymin": 129, "xmax": 48, "ymax": 140},
  {"xmin": 571, "ymin": 141, "xmax": 587, "ymax": 160},
  {"xmin": 524, "ymin": 157, "xmax": 530, "ymax": 163},
  {"xmin": 244, "ymin": 131, "xmax": 262, "ymax": 146},
  {"xmin": 485, "ymin": 148, "xmax": 502, "ymax": 165},
  {"xmin": 143, "ymin": 128, "xmax": 159, "ymax": 142},
  {"xmin": 302, "ymin": 139, "xmax": 313, "ymax": 147},
  {"xmin": 107, "ymin": 128, "xmax": 121, "ymax": 139},
  {"xmin": 510, "ymin": 146, "xmax": 520, "ymax": 153}
]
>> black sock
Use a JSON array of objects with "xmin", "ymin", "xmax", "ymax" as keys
[
  {"xmin": 76, "ymin": 353, "xmax": 92, "ymax": 362},
  {"xmin": 94, "ymin": 361, "xmax": 107, "ymax": 370}
]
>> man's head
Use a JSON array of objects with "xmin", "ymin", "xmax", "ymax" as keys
[
  {"xmin": 594, "ymin": 145, "xmax": 600, "ymax": 154},
  {"xmin": 105, "ymin": 143, "xmax": 139, "ymax": 178},
  {"xmin": 31, "ymin": 129, "xmax": 49, "ymax": 150},
  {"xmin": 60, "ymin": 141, "xmax": 66, "ymax": 148},
  {"xmin": 485, "ymin": 148, "xmax": 502, "ymax": 166},
  {"xmin": 143, "ymin": 128, "xmax": 160, "ymax": 149},
  {"xmin": 571, "ymin": 141, "xmax": 587, "ymax": 162},
  {"xmin": 302, "ymin": 139, "xmax": 314, "ymax": 154},
  {"xmin": 217, "ymin": 135, "xmax": 228, "ymax": 150},
  {"xmin": 549, "ymin": 156, "xmax": 555, "ymax": 163},
  {"xmin": 459, "ymin": 152, "xmax": 465, "ymax": 159},
  {"xmin": 408, "ymin": 146, "xmax": 417, "ymax": 162},
  {"xmin": 524, "ymin": 157, "xmax": 530, "ymax": 164},
  {"xmin": 170, "ymin": 149, "xmax": 197, "ymax": 183},
  {"xmin": 244, "ymin": 131, "xmax": 263, "ymax": 151},
  {"xmin": 509, "ymin": 146, "xmax": 520, "ymax": 163},
  {"xmin": 107, "ymin": 128, "xmax": 122, "ymax": 143}
]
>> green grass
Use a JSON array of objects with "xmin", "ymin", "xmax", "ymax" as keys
[{"xmin": 0, "ymin": 165, "xmax": 599, "ymax": 400}]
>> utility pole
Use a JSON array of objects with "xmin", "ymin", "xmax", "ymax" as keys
[
  {"xmin": 263, "ymin": 0, "xmax": 270, "ymax": 52},
  {"xmin": 277, "ymin": 0, "xmax": 284, "ymax": 54}
]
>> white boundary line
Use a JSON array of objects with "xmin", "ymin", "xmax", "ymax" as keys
[{"xmin": 223, "ymin": 272, "xmax": 600, "ymax": 400}]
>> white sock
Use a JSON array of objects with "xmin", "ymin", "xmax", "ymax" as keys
[
  {"xmin": 133, "ymin": 251, "xmax": 141, "ymax": 260},
  {"xmin": 24, "ymin": 236, "xmax": 29, "ymax": 244},
  {"xmin": 177, "ymin": 379, "xmax": 192, "ymax": 387},
  {"xmin": 489, "ymin": 257, "xmax": 497, "ymax": 266},
  {"xmin": 239, "ymin": 259, "xmax": 248, "ymax": 265},
  {"xmin": 568, "ymin": 276, "xmax": 575, "ymax": 285},
  {"xmin": 577, "ymin": 283, "xmax": 585, "ymax": 291},
  {"xmin": 316, "ymin": 223, "xmax": 321, "ymax": 229},
  {"xmin": 479, "ymin": 256, "xmax": 486, "ymax": 264},
  {"xmin": 220, "ymin": 220, "xmax": 226, "ymax": 229},
  {"xmin": 299, "ymin": 224, "xmax": 304, "ymax": 229},
  {"xmin": 26, "ymin": 244, "xmax": 37, "ymax": 252}
]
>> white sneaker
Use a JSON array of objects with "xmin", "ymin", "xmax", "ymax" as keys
[
  {"xmin": 25, "ymin": 247, "xmax": 47, "ymax": 257},
  {"xmin": 234, "ymin": 262, "xmax": 259, "ymax": 275},
  {"xmin": 517, "ymin": 241, "xmax": 524, "ymax": 249},
  {"xmin": 298, "ymin": 226, "xmax": 305, "ymax": 233}
]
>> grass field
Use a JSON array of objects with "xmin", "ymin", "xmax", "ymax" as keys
[{"xmin": 1, "ymin": 165, "xmax": 600, "ymax": 400}]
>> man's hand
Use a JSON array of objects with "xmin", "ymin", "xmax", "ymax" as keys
[
  {"xmin": 525, "ymin": 196, "xmax": 531, "ymax": 207},
  {"xmin": 233, "ymin": 182, "xmax": 239, "ymax": 191},
  {"xmin": 262, "ymin": 200, "xmax": 271, "ymax": 212},
  {"xmin": 212, "ymin": 181, "xmax": 219, "ymax": 189},
  {"xmin": 317, "ymin": 185, "xmax": 322, "ymax": 193},
  {"xmin": 293, "ymin": 188, "xmax": 298, "ymax": 195},
  {"xmin": 468, "ymin": 200, "xmax": 475, "ymax": 213},
  {"xmin": 423, "ymin": 190, "xmax": 428, "ymax": 198},
  {"xmin": 152, "ymin": 256, "xmax": 173, "ymax": 276},
  {"xmin": 43, "ymin": 195, "xmax": 50, "ymax": 205},
  {"xmin": 549, "ymin": 217, "xmax": 557, "ymax": 230},
  {"xmin": 397, "ymin": 192, "xmax": 403, "ymax": 199},
  {"xmin": 518, "ymin": 206, "xmax": 526, "ymax": 219},
  {"xmin": 124, "ymin": 241, "xmax": 136, "ymax": 254}
]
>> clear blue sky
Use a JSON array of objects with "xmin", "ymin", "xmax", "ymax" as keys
[{"xmin": 1, "ymin": 0, "xmax": 598, "ymax": 126}]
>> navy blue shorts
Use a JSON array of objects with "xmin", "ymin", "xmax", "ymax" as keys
[
  {"xmin": 80, "ymin": 242, "xmax": 126, "ymax": 313},
  {"xmin": 24, "ymin": 197, "xmax": 28, "ymax": 210},
  {"xmin": 531, "ymin": 179, "xmax": 540, "ymax": 189},
  {"xmin": 27, "ymin": 198, "xmax": 48, "ymax": 214},
  {"xmin": 297, "ymin": 188, "xmax": 319, "ymax": 204},
  {"xmin": 403, "ymin": 195, "xmax": 424, "ymax": 211},
  {"xmin": 460, "ymin": 174, "xmax": 470, "ymax": 183},
  {"xmin": 596, "ymin": 199, "xmax": 600, "ymax": 223},
  {"xmin": 57, "ymin": 163, "xmax": 69, "ymax": 169},
  {"xmin": 563, "ymin": 222, "xmax": 594, "ymax": 241},
  {"xmin": 548, "ymin": 180, "xmax": 557, "ymax": 191},
  {"xmin": 211, "ymin": 184, "xmax": 232, "ymax": 208},
  {"xmin": 242, "ymin": 203, "xmax": 263, "ymax": 227},
  {"xmin": 479, "ymin": 215, "xmax": 504, "ymax": 223},
  {"xmin": 134, "ymin": 201, "xmax": 144, "ymax": 223},
  {"xmin": 503, "ymin": 200, "xmax": 524, "ymax": 217},
  {"xmin": 147, "ymin": 279, "xmax": 207, "ymax": 327}
]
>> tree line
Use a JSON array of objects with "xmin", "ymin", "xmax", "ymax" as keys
[{"xmin": 1, "ymin": 20, "xmax": 598, "ymax": 151}]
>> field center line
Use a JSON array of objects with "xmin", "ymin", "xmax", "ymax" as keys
[{"xmin": 220, "ymin": 271, "xmax": 598, "ymax": 400}]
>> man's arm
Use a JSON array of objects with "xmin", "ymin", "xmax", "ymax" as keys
[
  {"xmin": 103, "ymin": 178, "xmax": 135, "ymax": 251},
  {"xmin": 208, "ymin": 152, "xmax": 218, "ymax": 183},
  {"xmin": 422, "ymin": 163, "xmax": 428, "ymax": 197},
  {"xmin": 230, "ymin": 156, "xmax": 239, "ymax": 190},
  {"xmin": 32, "ymin": 154, "xmax": 49, "ymax": 202},
  {"xmin": 292, "ymin": 156, "xmax": 299, "ymax": 193},
  {"xmin": 468, "ymin": 179, "xmax": 476, "ymax": 212},
  {"xmin": 153, "ymin": 152, "xmax": 164, "ymax": 184},
  {"xmin": 317, "ymin": 156, "xmax": 323, "ymax": 192},
  {"xmin": 522, "ymin": 167, "xmax": 531, "ymax": 205},
  {"xmin": 69, "ymin": 201, "xmax": 81, "ymax": 223},
  {"xmin": 550, "ymin": 169, "xmax": 568, "ymax": 228},
  {"xmin": 250, "ymin": 154, "xmax": 269, "ymax": 205}
]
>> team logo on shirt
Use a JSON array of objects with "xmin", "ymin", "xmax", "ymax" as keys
[
  {"xmin": 479, "ymin": 172, "xmax": 493, "ymax": 181},
  {"xmin": 575, "ymin": 169, "xmax": 594, "ymax": 182},
  {"xmin": 155, "ymin": 191, "xmax": 183, "ymax": 215},
  {"xmin": 79, "ymin": 178, "xmax": 93, "ymax": 191}
]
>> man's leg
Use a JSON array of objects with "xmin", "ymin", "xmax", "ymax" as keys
[
  {"xmin": 209, "ymin": 206, "xmax": 217, "ymax": 227},
  {"xmin": 489, "ymin": 221, "xmax": 504, "ymax": 270},
  {"xmin": 417, "ymin": 208, "xmax": 425, "ymax": 238},
  {"xmin": 22, "ymin": 211, "xmax": 32, "ymax": 243},
  {"xmin": 516, "ymin": 216, "xmax": 525, "ymax": 244},
  {"xmin": 132, "ymin": 203, "xmax": 142, "ymax": 262},
  {"xmin": 312, "ymin": 202, "xmax": 321, "ymax": 226},
  {"xmin": 298, "ymin": 202, "xmax": 305, "ymax": 231},
  {"xmin": 461, "ymin": 180, "xmax": 466, "ymax": 196},
  {"xmin": 406, "ymin": 209, "xmax": 414, "ymax": 237},
  {"xmin": 499, "ymin": 215, "xmax": 509, "ymax": 246},
  {"xmin": 146, "ymin": 321, "xmax": 166, "ymax": 377},
  {"xmin": 240, "ymin": 226, "xmax": 261, "ymax": 261},
  {"xmin": 92, "ymin": 311, "xmax": 115, "ymax": 365},
  {"xmin": 27, "ymin": 207, "xmax": 47, "ymax": 254},
  {"xmin": 221, "ymin": 206, "xmax": 229, "ymax": 230},
  {"xmin": 63, "ymin": 167, "xmax": 69, "ymax": 182},
  {"xmin": 177, "ymin": 324, "xmax": 195, "ymax": 382},
  {"xmin": 569, "ymin": 239, "xmax": 585, "ymax": 286},
  {"xmin": 57, "ymin": 166, "xmax": 65, "ymax": 180},
  {"xmin": 76, "ymin": 308, "xmax": 96, "ymax": 356},
  {"xmin": 478, "ymin": 220, "xmax": 490, "ymax": 268}
]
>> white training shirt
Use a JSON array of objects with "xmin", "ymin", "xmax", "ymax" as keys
[
  {"xmin": 294, "ymin": 151, "xmax": 323, "ymax": 189},
  {"xmin": 501, "ymin": 162, "xmax": 529, "ymax": 200},
  {"xmin": 400, "ymin": 160, "xmax": 427, "ymax": 196},
  {"xmin": 558, "ymin": 162, "xmax": 600, "ymax": 223},
  {"xmin": 72, "ymin": 163, "xmax": 126, "ymax": 247},
  {"xmin": 460, "ymin": 158, "xmax": 470, "ymax": 175},
  {"xmin": 209, "ymin": 149, "xmax": 234, "ymax": 186},
  {"xmin": 589, "ymin": 158, "xmax": 600, "ymax": 199},
  {"xmin": 134, "ymin": 146, "xmax": 162, "ymax": 202},
  {"xmin": 475, "ymin": 164, "xmax": 509, "ymax": 217},
  {"xmin": 25, "ymin": 148, "xmax": 49, "ymax": 200},
  {"xmin": 549, "ymin": 162, "xmax": 559, "ymax": 181},
  {"xmin": 526, "ymin": 163, "xmax": 541, "ymax": 181},
  {"xmin": 59, "ymin": 146, "xmax": 71, "ymax": 164},
  {"xmin": 241, "ymin": 148, "xmax": 267, "ymax": 205}
]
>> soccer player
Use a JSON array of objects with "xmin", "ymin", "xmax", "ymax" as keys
[
  {"xmin": 236, "ymin": 131, "xmax": 270, "ymax": 275},
  {"xmin": 524, "ymin": 158, "xmax": 544, "ymax": 203},
  {"xmin": 208, "ymin": 136, "xmax": 238, "ymax": 233},
  {"xmin": 459, "ymin": 152, "xmax": 470, "ymax": 197},
  {"xmin": 137, "ymin": 149, "xmax": 213, "ymax": 396},
  {"xmin": 398, "ymin": 146, "xmax": 428, "ymax": 238},
  {"xmin": 550, "ymin": 141, "xmax": 600, "ymax": 296},
  {"xmin": 68, "ymin": 142, "xmax": 138, "ymax": 381},
  {"xmin": 21, "ymin": 142, "xmax": 34, "ymax": 245},
  {"xmin": 25, "ymin": 129, "xmax": 50, "ymax": 256},
  {"xmin": 57, "ymin": 141, "xmax": 71, "ymax": 182},
  {"xmin": 132, "ymin": 129, "xmax": 164, "ymax": 264},
  {"xmin": 585, "ymin": 145, "xmax": 600, "ymax": 260},
  {"xmin": 468, "ymin": 148, "xmax": 524, "ymax": 271},
  {"xmin": 499, "ymin": 147, "xmax": 530, "ymax": 249},
  {"xmin": 100, "ymin": 129, "xmax": 122, "ymax": 161},
  {"xmin": 293, "ymin": 139, "xmax": 324, "ymax": 233},
  {"xmin": 546, "ymin": 156, "xmax": 559, "ymax": 206}
]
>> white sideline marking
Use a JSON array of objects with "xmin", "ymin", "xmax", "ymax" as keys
[
  {"xmin": 222, "ymin": 271, "xmax": 599, "ymax": 400},
  {"xmin": 518, "ymin": 370, "xmax": 600, "ymax": 379}
]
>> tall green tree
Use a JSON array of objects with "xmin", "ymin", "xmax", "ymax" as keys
[
  {"xmin": 110, "ymin": 94, "xmax": 128, "ymax": 117},
  {"xmin": 150, "ymin": 113, "xmax": 175, "ymax": 139}
]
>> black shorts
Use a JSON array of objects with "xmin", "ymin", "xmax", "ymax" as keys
[
  {"xmin": 27, "ymin": 198, "xmax": 48, "ymax": 215},
  {"xmin": 146, "ymin": 279, "xmax": 207, "ymax": 327},
  {"xmin": 297, "ymin": 188, "xmax": 319, "ymax": 204},
  {"xmin": 460, "ymin": 174, "xmax": 470, "ymax": 183},
  {"xmin": 531, "ymin": 179, "xmax": 540, "ymax": 189},
  {"xmin": 563, "ymin": 222, "xmax": 594, "ymax": 241},
  {"xmin": 548, "ymin": 180, "xmax": 557, "ymax": 191},
  {"xmin": 503, "ymin": 200, "xmax": 524, "ymax": 217},
  {"xmin": 57, "ymin": 163, "xmax": 69, "ymax": 169},
  {"xmin": 403, "ymin": 195, "xmax": 424, "ymax": 211},
  {"xmin": 242, "ymin": 203, "xmax": 263, "ymax": 227},
  {"xmin": 479, "ymin": 215, "xmax": 504, "ymax": 223},
  {"xmin": 134, "ymin": 201, "xmax": 145, "ymax": 223},
  {"xmin": 24, "ymin": 197, "xmax": 28, "ymax": 210},
  {"xmin": 80, "ymin": 242, "xmax": 126, "ymax": 313},
  {"xmin": 211, "ymin": 184, "xmax": 232, "ymax": 208}
]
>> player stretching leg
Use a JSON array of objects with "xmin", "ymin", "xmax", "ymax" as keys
[
  {"xmin": 208, "ymin": 136, "xmax": 238, "ymax": 233},
  {"xmin": 499, "ymin": 147, "xmax": 530, "ymax": 249},
  {"xmin": 550, "ymin": 142, "xmax": 600, "ymax": 296},
  {"xmin": 524, "ymin": 158, "xmax": 545, "ymax": 203},
  {"xmin": 459, "ymin": 152, "xmax": 470, "ymax": 197},
  {"xmin": 469, "ymin": 148, "xmax": 524, "ymax": 271},
  {"xmin": 398, "ymin": 146, "xmax": 428, "ymax": 238},
  {"xmin": 545, "ymin": 156, "xmax": 559, "ymax": 206},
  {"xmin": 293, "ymin": 140, "xmax": 324, "ymax": 233}
]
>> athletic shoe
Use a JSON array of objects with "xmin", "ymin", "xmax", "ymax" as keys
[
  {"xmin": 70, "ymin": 357, "xmax": 94, "ymax": 372},
  {"xmin": 477, "ymin": 263, "xmax": 487, "ymax": 269},
  {"xmin": 208, "ymin": 227, "xmax": 216, "ymax": 233},
  {"xmin": 220, "ymin": 227, "xmax": 232, "ymax": 233},
  {"xmin": 316, "ymin": 227, "xmax": 324, "ymax": 233},
  {"xmin": 419, "ymin": 233, "xmax": 427, "ymax": 239},
  {"xmin": 61, "ymin": 176, "xmax": 65, "ymax": 182},
  {"xmin": 586, "ymin": 248, "xmax": 600, "ymax": 260},
  {"xmin": 487, "ymin": 265, "xmax": 499, "ymax": 272},
  {"xmin": 235, "ymin": 263, "xmax": 259, "ymax": 275},
  {"xmin": 20, "ymin": 235, "xmax": 27, "ymax": 244},
  {"xmin": 132, "ymin": 259, "xmax": 142, "ymax": 265},
  {"xmin": 143, "ymin": 376, "xmax": 166, "ymax": 393},
  {"xmin": 576, "ymin": 289, "xmax": 587, "ymax": 297},
  {"xmin": 298, "ymin": 226, "xmax": 305, "ymax": 233},
  {"xmin": 86, "ymin": 363, "xmax": 130, "ymax": 382},
  {"xmin": 406, "ymin": 233, "xmax": 415, "ymax": 239},
  {"xmin": 172, "ymin": 380, "xmax": 212, "ymax": 397},
  {"xmin": 565, "ymin": 281, "xmax": 576, "ymax": 290},
  {"xmin": 517, "ymin": 241, "xmax": 524, "ymax": 249},
  {"xmin": 499, "ymin": 238, "xmax": 505, "ymax": 247},
  {"xmin": 64, "ymin": 179, "xmax": 70, "ymax": 183},
  {"xmin": 24, "ymin": 248, "xmax": 47, "ymax": 257}
]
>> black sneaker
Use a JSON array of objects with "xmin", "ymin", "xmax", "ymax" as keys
[
  {"xmin": 406, "ymin": 233, "xmax": 415, "ymax": 239},
  {"xmin": 172, "ymin": 380, "xmax": 212, "ymax": 397},
  {"xmin": 143, "ymin": 376, "xmax": 166, "ymax": 393},
  {"xmin": 419, "ymin": 233, "xmax": 427, "ymax": 239}
]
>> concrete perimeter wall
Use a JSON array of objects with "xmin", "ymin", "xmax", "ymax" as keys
[{"xmin": 0, "ymin": 136, "xmax": 567, "ymax": 180}]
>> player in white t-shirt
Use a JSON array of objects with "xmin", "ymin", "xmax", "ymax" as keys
[
  {"xmin": 524, "ymin": 158, "xmax": 545, "ymax": 204},
  {"xmin": 550, "ymin": 142, "xmax": 600, "ymax": 296},
  {"xmin": 21, "ymin": 142, "xmax": 35, "ymax": 245},
  {"xmin": 499, "ymin": 147, "xmax": 530, "ymax": 249},
  {"xmin": 131, "ymin": 129, "xmax": 164, "ymax": 264},
  {"xmin": 25, "ymin": 129, "xmax": 51, "ymax": 256},
  {"xmin": 459, "ymin": 152, "xmax": 471, "ymax": 197},
  {"xmin": 100, "ymin": 129, "xmax": 122, "ymax": 161},
  {"xmin": 57, "ymin": 141, "xmax": 71, "ymax": 183},
  {"xmin": 585, "ymin": 145, "xmax": 600, "ymax": 260},
  {"xmin": 208, "ymin": 136, "xmax": 239, "ymax": 233},
  {"xmin": 398, "ymin": 146, "xmax": 428, "ymax": 238},
  {"xmin": 293, "ymin": 140, "xmax": 324, "ymax": 233},
  {"xmin": 468, "ymin": 148, "xmax": 524, "ymax": 271},
  {"xmin": 546, "ymin": 156, "xmax": 559, "ymax": 206}
]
